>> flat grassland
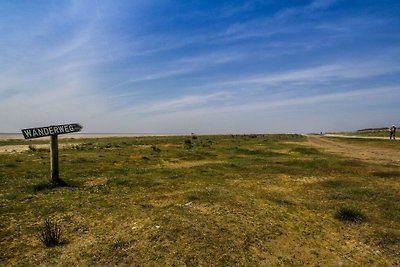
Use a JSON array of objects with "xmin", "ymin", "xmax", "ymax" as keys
[{"xmin": 0, "ymin": 134, "xmax": 399, "ymax": 266}]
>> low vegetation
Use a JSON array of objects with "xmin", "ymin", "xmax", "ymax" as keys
[
  {"xmin": 334, "ymin": 206, "xmax": 366, "ymax": 223},
  {"xmin": 39, "ymin": 218, "xmax": 63, "ymax": 247},
  {"xmin": 0, "ymin": 134, "xmax": 399, "ymax": 265}
]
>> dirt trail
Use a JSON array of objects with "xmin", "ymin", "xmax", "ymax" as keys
[{"xmin": 307, "ymin": 135, "xmax": 400, "ymax": 165}]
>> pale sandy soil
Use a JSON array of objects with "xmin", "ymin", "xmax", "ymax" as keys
[
  {"xmin": 324, "ymin": 134, "xmax": 393, "ymax": 140},
  {"xmin": 0, "ymin": 143, "xmax": 81, "ymax": 154},
  {"xmin": 0, "ymin": 133, "xmax": 185, "ymax": 154},
  {"xmin": 0, "ymin": 134, "xmax": 24, "ymax": 140},
  {"xmin": 307, "ymin": 135, "xmax": 400, "ymax": 165}
]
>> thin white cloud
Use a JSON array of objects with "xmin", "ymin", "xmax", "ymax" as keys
[
  {"xmin": 102, "ymin": 86, "xmax": 399, "ymax": 134},
  {"xmin": 117, "ymin": 92, "xmax": 231, "ymax": 115},
  {"xmin": 191, "ymin": 60, "xmax": 400, "ymax": 91},
  {"xmin": 277, "ymin": 0, "xmax": 337, "ymax": 20},
  {"xmin": 109, "ymin": 52, "xmax": 242, "ymax": 89},
  {"xmin": 137, "ymin": 86, "xmax": 400, "ymax": 120}
]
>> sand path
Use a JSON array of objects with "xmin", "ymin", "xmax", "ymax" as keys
[{"xmin": 307, "ymin": 135, "xmax": 400, "ymax": 165}]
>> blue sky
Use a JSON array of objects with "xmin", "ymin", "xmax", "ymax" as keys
[{"xmin": 1, "ymin": 0, "xmax": 399, "ymax": 133}]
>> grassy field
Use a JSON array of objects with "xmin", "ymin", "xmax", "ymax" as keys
[{"xmin": 0, "ymin": 134, "xmax": 399, "ymax": 266}]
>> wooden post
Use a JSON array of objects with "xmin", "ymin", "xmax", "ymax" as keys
[
  {"xmin": 50, "ymin": 134, "xmax": 60, "ymax": 184},
  {"xmin": 21, "ymin": 124, "xmax": 83, "ymax": 186}
]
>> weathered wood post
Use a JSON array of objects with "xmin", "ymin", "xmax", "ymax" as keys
[
  {"xmin": 50, "ymin": 134, "xmax": 60, "ymax": 184},
  {"xmin": 21, "ymin": 123, "xmax": 83, "ymax": 186}
]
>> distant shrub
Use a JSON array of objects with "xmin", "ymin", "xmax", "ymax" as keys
[
  {"xmin": 28, "ymin": 145, "xmax": 48, "ymax": 152},
  {"xmin": 372, "ymin": 171, "xmax": 400, "ymax": 178},
  {"xmin": 334, "ymin": 206, "xmax": 366, "ymax": 223},
  {"xmin": 39, "ymin": 218, "xmax": 63, "ymax": 247},
  {"xmin": 151, "ymin": 145, "xmax": 161, "ymax": 153},
  {"xmin": 5, "ymin": 163, "xmax": 17, "ymax": 168},
  {"xmin": 184, "ymin": 139, "xmax": 193, "ymax": 149}
]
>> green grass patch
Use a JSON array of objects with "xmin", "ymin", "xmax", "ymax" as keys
[
  {"xmin": 372, "ymin": 170, "xmax": 400, "ymax": 178},
  {"xmin": 290, "ymin": 147, "xmax": 321, "ymax": 155},
  {"xmin": 334, "ymin": 206, "xmax": 366, "ymax": 223}
]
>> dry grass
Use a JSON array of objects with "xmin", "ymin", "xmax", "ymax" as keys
[{"xmin": 0, "ymin": 134, "xmax": 399, "ymax": 266}]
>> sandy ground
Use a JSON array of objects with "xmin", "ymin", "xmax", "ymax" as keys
[
  {"xmin": 307, "ymin": 135, "xmax": 400, "ymax": 165},
  {"xmin": 0, "ymin": 143, "xmax": 81, "ymax": 154},
  {"xmin": 0, "ymin": 133, "xmax": 183, "ymax": 154},
  {"xmin": 323, "ymin": 134, "xmax": 394, "ymax": 140}
]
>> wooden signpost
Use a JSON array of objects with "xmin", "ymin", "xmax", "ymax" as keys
[{"xmin": 21, "ymin": 123, "xmax": 83, "ymax": 185}]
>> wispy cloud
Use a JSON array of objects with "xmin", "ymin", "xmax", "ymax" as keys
[
  {"xmin": 108, "ymin": 52, "xmax": 243, "ymax": 90},
  {"xmin": 117, "ymin": 92, "xmax": 231, "ymax": 116},
  {"xmin": 276, "ymin": 0, "xmax": 338, "ymax": 20}
]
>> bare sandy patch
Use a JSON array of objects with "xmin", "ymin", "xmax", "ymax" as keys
[
  {"xmin": 307, "ymin": 135, "xmax": 400, "ymax": 165},
  {"xmin": 84, "ymin": 177, "xmax": 108, "ymax": 187},
  {"xmin": 0, "ymin": 143, "xmax": 81, "ymax": 154}
]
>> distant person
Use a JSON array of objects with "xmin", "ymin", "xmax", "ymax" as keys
[{"xmin": 389, "ymin": 125, "xmax": 396, "ymax": 140}]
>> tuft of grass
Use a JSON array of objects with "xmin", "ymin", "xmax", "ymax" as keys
[
  {"xmin": 39, "ymin": 218, "xmax": 63, "ymax": 247},
  {"xmin": 31, "ymin": 182, "xmax": 53, "ymax": 193},
  {"xmin": 5, "ymin": 163, "xmax": 17, "ymax": 168},
  {"xmin": 151, "ymin": 145, "xmax": 161, "ymax": 153},
  {"xmin": 290, "ymin": 147, "xmax": 321, "ymax": 155},
  {"xmin": 184, "ymin": 139, "xmax": 193, "ymax": 149},
  {"xmin": 321, "ymin": 179, "xmax": 359, "ymax": 189},
  {"xmin": 372, "ymin": 171, "xmax": 400, "ymax": 178},
  {"xmin": 334, "ymin": 206, "xmax": 366, "ymax": 223},
  {"xmin": 111, "ymin": 238, "xmax": 129, "ymax": 250}
]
